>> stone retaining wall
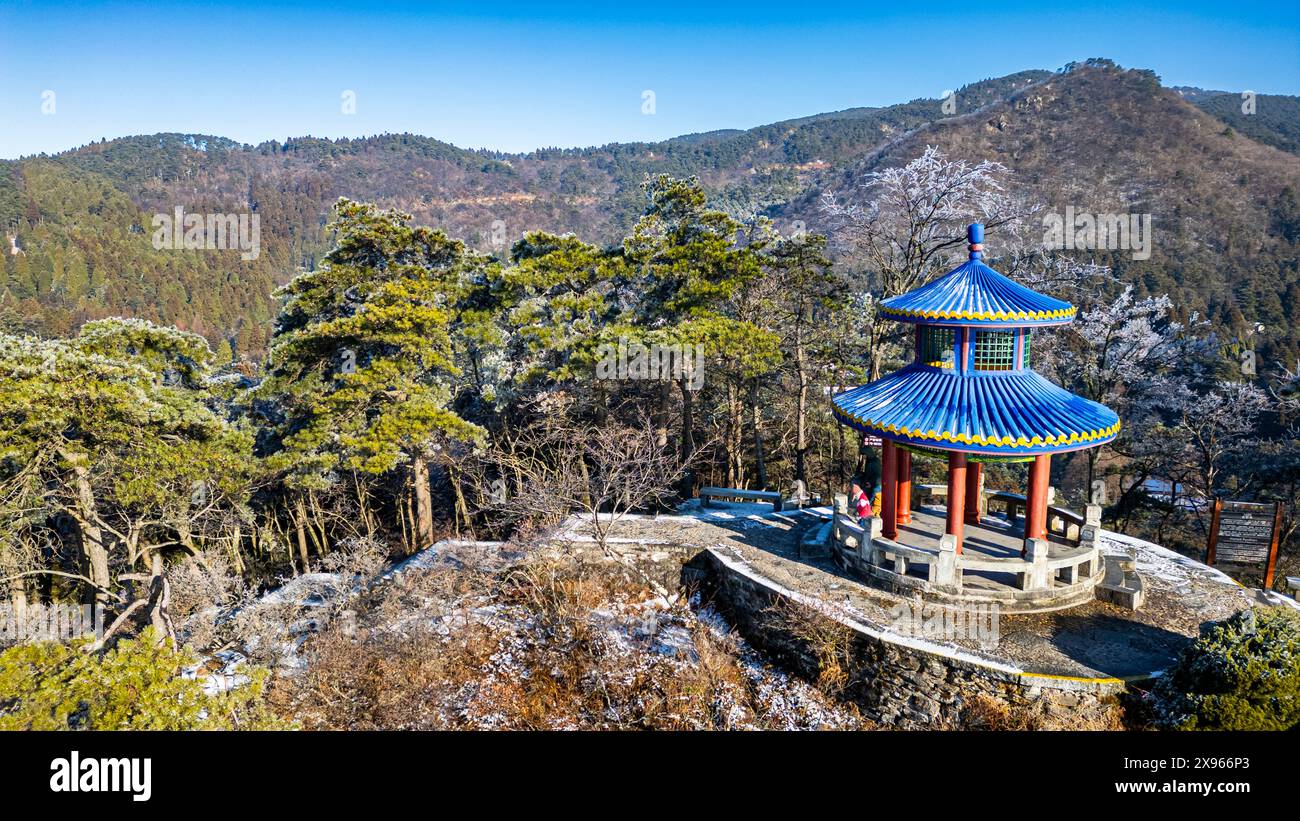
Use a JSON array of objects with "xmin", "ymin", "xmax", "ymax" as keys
[{"xmin": 686, "ymin": 547, "xmax": 1128, "ymax": 729}]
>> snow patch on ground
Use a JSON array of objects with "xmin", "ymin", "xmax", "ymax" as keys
[
  {"xmin": 181, "ymin": 648, "xmax": 251, "ymax": 696},
  {"xmin": 1262, "ymin": 590, "xmax": 1300, "ymax": 611},
  {"xmin": 1098, "ymin": 529, "xmax": 1239, "ymax": 588}
]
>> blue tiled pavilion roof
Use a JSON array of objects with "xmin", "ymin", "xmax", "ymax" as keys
[
  {"xmin": 832, "ymin": 365, "xmax": 1120, "ymax": 456},
  {"xmin": 879, "ymin": 230, "xmax": 1074, "ymax": 327},
  {"xmin": 835, "ymin": 224, "xmax": 1118, "ymax": 455}
]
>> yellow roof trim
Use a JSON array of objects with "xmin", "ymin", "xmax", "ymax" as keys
[{"xmin": 880, "ymin": 305, "xmax": 1077, "ymax": 322}]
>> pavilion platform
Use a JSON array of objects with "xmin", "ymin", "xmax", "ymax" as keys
[
  {"xmin": 893, "ymin": 505, "xmax": 1081, "ymax": 594},
  {"xmin": 830, "ymin": 496, "xmax": 1106, "ymax": 613},
  {"xmin": 561, "ymin": 500, "xmax": 1257, "ymax": 684}
]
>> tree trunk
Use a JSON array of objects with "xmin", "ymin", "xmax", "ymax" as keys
[
  {"xmin": 308, "ymin": 489, "xmax": 329, "ymax": 554},
  {"xmin": 11, "ymin": 586, "xmax": 27, "ymax": 629},
  {"xmin": 1157, "ymin": 481, "xmax": 1178, "ymax": 545},
  {"xmin": 412, "ymin": 454, "xmax": 435, "ymax": 548},
  {"xmin": 678, "ymin": 379, "xmax": 695, "ymax": 461},
  {"xmin": 228, "ymin": 524, "xmax": 245, "ymax": 575},
  {"xmin": 749, "ymin": 381, "xmax": 767, "ymax": 490},
  {"xmin": 147, "ymin": 550, "xmax": 171, "ymax": 645},
  {"xmin": 578, "ymin": 456, "xmax": 594, "ymax": 509},
  {"xmin": 868, "ymin": 317, "xmax": 886, "ymax": 382},
  {"xmin": 68, "ymin": 458, "xmax": 110, "ymax": 606},
  {"xmin": 725, "ymin": 384, "xmax": 741, "ymax": 488},
  {"xmin": 354, "ymin": 474, "xmax": 376, "ymax": 538},
  {"xmin": 655, "ymin": 381, "xmax": 670, "ymax": 449},
  {"xmin": 175, "ymin": 517, "xmax": 198, "ymax": 556},
  {"xmin": 794, "ymin": 331, "xmax": 810, "ymax": 485},
  {"xmin": 836, "ymin": 422, "xmax": 847, "ymax": 486},
  {"xmin": 678, "ymin": 378, "xmax": 696, "ymax": 497},
  {"xmin": 450, "ymin": 461, "xmax": 472, "ymax": 538},
  {"xmin": 294, "ymin": 496, "xmax": 311, "ymax": 573},
  {"xmin": 397, "ymin": 490, "xmax": 412, "ymax": 553}
]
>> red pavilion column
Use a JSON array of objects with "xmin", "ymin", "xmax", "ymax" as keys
[
  {"xmin": 881, "ymin": 440, "xmax": 898, "ymax": 540},
  {"xmin": 1025, "ymin": 454, "xmax": 1051, "ymax": 541},
  {"xmin": 946, "ymin": 451, "xmax": 967, "ymax": 553},
  {"xmin": 964, "ymin": 461, "xmax": 983, "ymax": 525},
  {"xmin": 896, "ymin": 450, "xmax": 912, "ymax": 525}
]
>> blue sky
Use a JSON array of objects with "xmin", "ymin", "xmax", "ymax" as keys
[{"xmin": 1, "ymin": 0, "xmax": 1297, "ymax": 159}]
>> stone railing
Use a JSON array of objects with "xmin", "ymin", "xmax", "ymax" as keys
[
  {"xmin": 915, "ymin": 485, "xmax": 1084, "ymax": 544},
  {"xmin": 830, "ymin": 494, "xmax": 1104, "ymax": 610}
]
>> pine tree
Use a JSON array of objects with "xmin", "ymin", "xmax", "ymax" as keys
[
  {"xmin": 0, "ymin": 319, "xmax": 250, "ymax": 630},
  {"xmin": 623, "ymin": 176, "xmax": 779, "ymax": 476},
  {"xmin": 258, "ymin": 200, "xmax": 484, "ymax": 554}
]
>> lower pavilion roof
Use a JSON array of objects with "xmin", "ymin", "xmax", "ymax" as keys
[{"xmin": 832, "ymin": 365, "xmax": 1120, "ymax": 456}]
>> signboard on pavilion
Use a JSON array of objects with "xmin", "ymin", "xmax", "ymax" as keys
[{"xmin": 1206, "ymin": 499, "xmax": 1282, "ymax": 588}]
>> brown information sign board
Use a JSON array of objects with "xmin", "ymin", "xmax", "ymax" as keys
[{"xmin": 1206, "ymin": 499, "xmax": 1282, "ymax": 589}]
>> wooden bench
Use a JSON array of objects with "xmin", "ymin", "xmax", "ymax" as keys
[{"xmin": 700, "ymin": 487, "xmax": 783, "ymax": 512}]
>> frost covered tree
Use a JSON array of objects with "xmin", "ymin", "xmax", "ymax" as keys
[
  {"xmin": 1275, "ymin": 359, "xmax": 1300, "ymax": 413},
  {"xmin": 1155, "ymin": 380, "xmax": 1269, "ymax": 520},
  {"xmin": 1053, "ymin": 287, "xmax": 1197, "ymax": 489},
  {"xmin": 822, "ymin": 146, "xmax": 1021, "ymax": 296},
  {"xmin": 0, "ymin": 319, "xmax": 251, "ymax": 641},
  {"xmin": 1001, "ymin": 249, "xmax": 1114, "ymax": 315},
  {"xmin": 478, "ymin": 404, "xmax": 688, "ymax": 569}
]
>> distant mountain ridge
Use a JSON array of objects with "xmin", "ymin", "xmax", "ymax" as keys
[{"xmin": 1, "ymin": 60, "xmax": 1297, "ymax": 365}]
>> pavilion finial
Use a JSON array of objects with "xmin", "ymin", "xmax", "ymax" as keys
[{"xmin": 968, "ymin": 223, "xmax": 984, "ymax": 259}]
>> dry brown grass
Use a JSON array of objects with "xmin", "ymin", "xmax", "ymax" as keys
[
  {"xmin": 765, "ymin": 597, "xmax": 860, "ymax": 697},
  {"xmin": 956, "ymin": 693, "xmax": 1125, "ymax": 731},
  {"xmin": 270, "ymin": 551, "xmax": 865, "ymax": 730}
]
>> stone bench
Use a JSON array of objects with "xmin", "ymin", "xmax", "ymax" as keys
[
  {"xmin": 1046, "ymin": 506, "xmax": 1084, "ymax": 541},
  {"xmin": 1097, "ymin": 555, "xmax": 1144, "ymax": 610},
  {"xmin": 1288, "ymin": 577, "xmax": 1300, "ymax": 600},
  {"xmin": 700, "ymin": 486, "xmax": 783, "ymax": 512},
  {"xmin": 986, "ymin": 491, "xmax": 1027, "ymax": 522}
]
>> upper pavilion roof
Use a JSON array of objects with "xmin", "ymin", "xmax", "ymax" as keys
[{"xmin": 879, "ymin": 224, "xmax": 1075, "ymax": 327}]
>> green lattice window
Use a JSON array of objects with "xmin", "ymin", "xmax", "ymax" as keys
[
  {"xmin": 973, "ymin": 330, "xmax": 1016, "ymax": 371},
  {"xmin": 918, "ymin": 326, "xmax": 955, "ymax": 368},
  {"xmin": 1022, "ymin": 331, "xmax": 1032, "ymax": 368}
]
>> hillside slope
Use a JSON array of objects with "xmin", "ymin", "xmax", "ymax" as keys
[{"xmin": 793, "ymin": 63, "xmax": 1300, "ymax": 362}]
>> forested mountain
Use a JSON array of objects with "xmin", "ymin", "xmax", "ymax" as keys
[
  {"xmin": 791, "ymin": 61, "xmax": 1300, "ymax": 368},
  {"xmin": 1184, "ymin": 89, "xmax": 1300, "ymax": 155},
  {"xmin": 2, "ymin": 61, "xmax": 1297, "ymax": 366}
]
